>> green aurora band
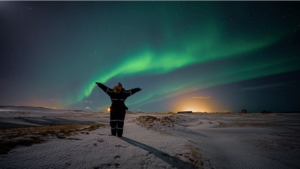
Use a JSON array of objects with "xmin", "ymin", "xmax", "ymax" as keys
[{"xmin": 64, "ymin": 20, "xmax": 299, "ymax": 109}]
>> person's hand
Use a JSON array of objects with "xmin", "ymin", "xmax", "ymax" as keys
[{"xmin": 133, "ymin": 88, "xmax": 142, "ymax": 91}]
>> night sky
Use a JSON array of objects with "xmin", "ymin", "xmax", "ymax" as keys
[{"xmin": 1, "ymin": 1, "xmax": 300, "ymax": 113}]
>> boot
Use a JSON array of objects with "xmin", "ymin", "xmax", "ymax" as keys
[
  {"xmin": 117, "ymin": 129, "xmax": 123, "ymax": 137},
  {"xmin": 111, "ymin": 128, "xmax": 116, "ymax": 136}
]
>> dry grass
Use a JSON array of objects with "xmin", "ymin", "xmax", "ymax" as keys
[
  {"xmin": 135, "ymin": 116, "xmax": 176, "ymax": 128},
  {"xmin": 175, "ymin": 143, "xmax": 205, "ymax": 169},
  {"xmin": 185, "ymin": 144, "xmax": 203, "ymax": 168},
  {"xmin": 0, "ymin": 123, "xmax": 108, "ymax": 154},
  {"xmin": 133, "ymin": 115, "xmax": 191, "ymax": 135},
  {"xmin": 134, "ymin": 116, "xmax": 178, "ymax": 135},
  {"xmin": 125, "ymin": 111, "xmax": 137, "ymax": 114}
]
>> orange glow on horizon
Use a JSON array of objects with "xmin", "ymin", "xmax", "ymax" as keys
[
  {"xmin": 171, "ymin": 97, "xmax": 213, "ymax": 113},
  {"xmin": 107, "ymin": 107, "xmax": 110, "ymax": 112}
]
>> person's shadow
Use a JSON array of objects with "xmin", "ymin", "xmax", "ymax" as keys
[{"xmin": 119, "ymin": 137, "xmax": 197, "ymax": 169}]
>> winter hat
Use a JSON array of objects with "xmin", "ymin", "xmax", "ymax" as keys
[{"xmin": 114, "ymin": 82, "xmax": 125, "ymax": 94}]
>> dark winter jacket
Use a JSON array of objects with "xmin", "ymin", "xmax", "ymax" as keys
[{"xmin": 96, "ymin": 82, "xmax": 141, "ymax": 111}]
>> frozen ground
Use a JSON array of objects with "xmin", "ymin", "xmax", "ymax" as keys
[{"xmin": 0, "ymin": 106, "xmax": 300, "ymax": 169}]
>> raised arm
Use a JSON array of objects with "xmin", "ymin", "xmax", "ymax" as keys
[
  {"xmin": 96, "ymin": 82, "xmax": 113, "ymax": 95},
  {"xmin": 124, "ymin": 88, "xmax": 142, "ymax": 97}
]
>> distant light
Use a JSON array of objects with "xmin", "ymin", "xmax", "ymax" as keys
[{"xmin": 107, "ymin": 107, "xmax": 110, "ymax": 112}]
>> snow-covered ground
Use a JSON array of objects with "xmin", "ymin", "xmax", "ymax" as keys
[{"xmin": 0, "ymin": 106, "xmax": 300, "ymax": 169}]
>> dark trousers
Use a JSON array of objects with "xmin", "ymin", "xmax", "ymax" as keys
[{"xmin": 110, "ymin": 108, "xmax": 126, "ymax": 137}]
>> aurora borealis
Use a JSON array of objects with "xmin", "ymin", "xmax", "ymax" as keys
[{"xmin": 1, "ymin": 1, "xmax": 300, "ymax": 113}]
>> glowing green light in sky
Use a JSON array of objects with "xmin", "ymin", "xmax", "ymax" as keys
[
  {"xmin": 130, "ymin": 56, "xmax": 299, "ymax": 109},
  {"xmin": 65, "ymin": 25, "xmax": 290, "ymax": 106}
]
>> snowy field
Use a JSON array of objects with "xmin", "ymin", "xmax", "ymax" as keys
[{"xmin": 0, "ymin": 106, "xmax": 300, "ymax": 169}]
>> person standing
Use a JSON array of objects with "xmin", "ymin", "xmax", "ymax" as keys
[{"xmin": 96, "ymin": 82, "xmax": 142, "ymax": 137}]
